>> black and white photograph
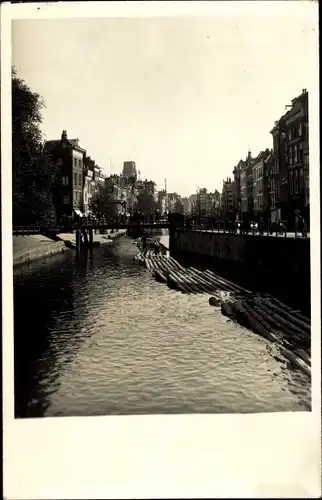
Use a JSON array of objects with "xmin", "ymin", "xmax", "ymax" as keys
[{"xmin": 2, "ymin": 1, "xmax": 320, "ymax": 498}]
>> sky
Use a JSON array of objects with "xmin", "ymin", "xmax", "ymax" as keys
[{"xmin": 12, "ymin": 5, "xmax": 317, "ymax": 197}]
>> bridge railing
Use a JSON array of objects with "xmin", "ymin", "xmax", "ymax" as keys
[
  {"xmin": 13, "ymin": 225, "xmax": 42, "ymax": 236},
  {"xmin": 180, "ymin": 221, "xmax": 309, "ymax": 238}
]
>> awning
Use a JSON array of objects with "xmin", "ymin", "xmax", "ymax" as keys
[{"xmin": 74, "ymin": 209, "xmax": 83, "ymax": 217}]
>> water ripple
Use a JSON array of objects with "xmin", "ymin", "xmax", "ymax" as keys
[{"xmin": 14, "ymin": 236, "xmax": 311, "ymax": 418}]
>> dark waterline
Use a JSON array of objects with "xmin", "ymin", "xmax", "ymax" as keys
[{"xmin": 14, "ymin": 236, "xmax": 311, "ymax": 418}]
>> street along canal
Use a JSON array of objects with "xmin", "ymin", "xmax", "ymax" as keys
[{"xmin": 14, "ymin": 235, "xmax": 311, "ymax": 418}]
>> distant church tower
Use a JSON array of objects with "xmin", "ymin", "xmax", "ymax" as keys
[{"xmin": 122, "ymin": 161, "xmax": 137, "ymax": 179}]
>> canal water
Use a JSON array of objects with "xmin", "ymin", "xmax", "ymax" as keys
[{"xmin": 14, "ymin": 235, "xmax": 311, "ymax": 418}]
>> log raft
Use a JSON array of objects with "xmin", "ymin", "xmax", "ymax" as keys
[{"xmin": 133, "ymin": 243, "xmax": 311, "ymax": 378}]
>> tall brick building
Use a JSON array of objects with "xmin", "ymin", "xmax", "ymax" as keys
[
  {"xmin": 270, "ymin": 89, "xmax": 309, "ymax": 229},
  {"xmin": 43, "ymin": 130, "xmax": 86, "ymax": 221}
]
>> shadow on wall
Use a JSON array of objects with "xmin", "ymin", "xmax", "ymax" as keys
[{"xmin": 171, "ymin": 231, "xmax": 311, "ymax": 317}]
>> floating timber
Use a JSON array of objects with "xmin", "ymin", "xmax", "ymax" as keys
[{"xmin": 133, "ymin": 245, "xmax": 311, "ymax": 378}]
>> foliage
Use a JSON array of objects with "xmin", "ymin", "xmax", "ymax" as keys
[
  {"xmin": 12, "ymin": 67, "xmax": 58, "ymax": 226},
  {"xmin": 174, "ymin": 198, "xmax": 184, "ymax": 213},
  {"xmin": 134, "ymin": 189, "xmax": 157, "ymax": 215},
  {"xmin": 88, "ymin": 183, "xmax": 118, "ymax": 219},
  {"xmin": 88, "ymin": 184, "xmax": 106, "ymax": 219}
]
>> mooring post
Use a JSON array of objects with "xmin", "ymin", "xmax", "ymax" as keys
[
  {"xmin": 83, "ymin": 229, "xmax": 89, "ymax": 246},
  {"xmin": 76, "ymin": 228, "xmax": 81, "ymax": 256},
  {"xmin": 89, "ymin": 228, "xmax": 93, "ymax": 246}
]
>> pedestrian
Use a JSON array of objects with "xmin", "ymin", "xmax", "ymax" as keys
[
  {"xmin": 268, "ymin": 219, "xmax": 273, "ymax": 236},
  {"xmin": 280, "ymin": 220, "xmax": 287, "ymax": 236},
  {"xmin": 298, "ymin": 215, "xmax": 307, "ymax": 237}
]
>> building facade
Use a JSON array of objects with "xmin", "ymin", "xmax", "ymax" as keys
[
  {"xmin": 285, "ymin": 89, "xmax": 309, "ymax": 227},
  {"xmin": 157, "ymin": 190, "xmax": 167, "ymax": 214},
  {"xmin": 252, "ymin": 149, "xmax": 272, "ymax": 222},
  {"xmin": 270, "ymin": 89, "xmax": 309, "ymax": 228},
  {"xmin": 83, "ymin": 156, "xmax": 96, "ymax": 217},
  {"xmin": 181, "ymin": 197, "xmax": 191, "ymax": 214},
  {"xmin": 105, "ymin": 176, "xmax": 125, "ymax": 217},
  {"xmin": 221, "ymin": 178, "xmax": 234, "ymax": 218},
  {"xmin": 43, "ymin": 130, "xmax": 87, "ymax": 222},
  {"xmin": 232, "ymin": 162, "xmax": 242, "ymax": 218},
  {"xmin": 239, "ymin": 151, "xmax": 254, "ymax": 221}
]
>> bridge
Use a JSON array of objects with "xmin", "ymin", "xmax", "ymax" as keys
[
  {"xmin": 13, "ymin": 220, "xmax": 309, "ymax": 239},
  {"xmin": 12, "ymin": 219, "xmax": 171, "ymax": 236}
]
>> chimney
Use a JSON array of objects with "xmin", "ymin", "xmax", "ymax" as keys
[
  {"xmin": 61, "ymin": 130, "xmax": 67, "ymax": 141},
  {"xmin": 302, "ymin": 88, "xmax": 307, "ymax": 94}
]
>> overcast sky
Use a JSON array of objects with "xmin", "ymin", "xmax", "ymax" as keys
[{"xmin": 12, "ymin": 5, "xmax": 317, "ymax": 196}]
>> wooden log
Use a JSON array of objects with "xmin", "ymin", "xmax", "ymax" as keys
[
  {"xmin": 294, "ymin": 348, "xmax": 311, "ymax": 366},
  {"xmin": 209, "ymin": 296, "xmax": 222, "ymax": 307},
  {"xmin": 154, "ymin": 269, "xmax": 167, "ymax": 283},
  {"xmin": 189, "ymin": 268, "xmax": 221, "ymax": 293},
  {"xmin": 168, "ymin": 256, "xmax": 186, "ymax": 272},
  {"xmin": 190, "ymin": 273, "xmax": 219, "ymax": 294},
  {"xmin": 267, "ymin": 299, "xmax": 311, "ymax": 332},
  {"xmin": 232, "ymin": 301, "xmax": 278, "ymax": 343},
  {"xmin": 184, "ymin": 270, "xmax": 216, "ymax": 293},
  {"xmin": 203, "ymin": 270, "xmax": 236, "ymax": 292},
  {"xmin": 168, "ymin": 272, "xmax": 191, "ymax": 294},
  {"xmin": 242, "ymin": 302, "xmax": 278, "ymax": 342},
  {"xmin": 204, "ymin": 269, "xmax": 251, "ymax": 295},
  {"xmin": 251, "ymin": 301, "xmax": 309, "ymax": 348},
  {"xmin": 259, "ymin": 299, "xmax": 310, "ymax": 338},
  {"xmin": 174, "ymin": 270, "xmax": 205, "ymax": 293},
  {"xmin": 160, "ymin": 260, "xmax": 195, "ymax": 294},
  {"xmin": 279, "ymin": 346, "xmax": 311, "ymax": 378},
  {"xmin": 271, "ymin": 297, "xmax": 310, "ymax": 323},
  {"xmin": 232, "ymin": 301, "xmax": 249, "ymax": 327},
  {"xmin": 221, "ymin": 301, "xmax": 235, "ymax": 319},
  {"xmin": 184, "ymin": 270, "xmax": 214, "ymax": 293}
]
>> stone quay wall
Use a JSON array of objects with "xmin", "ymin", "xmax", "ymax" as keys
[
  {"xmin": 169, "ymin": 229, "xmax": 310, "ymax": 310},
  {"xmin": 13, "ymin": 240, "xmax": 69, "ymax": 267}
]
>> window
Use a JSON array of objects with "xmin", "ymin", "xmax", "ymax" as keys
[
  {"xmin": 74, "ymin": 172, "xmax": 77, "ymax": 185},
  {"xmin": 289, "ymin": 147, "xmax": 293, "ymax": 165},
  {"xmin": 271, "ymin": 192, "xmax": 275, "ymax": 209},
  {"xmin": 294, "ymin": 169, "xmax": 299, "ymax": 194},
  {"xmin": 63, "ymin": 194, "xmax": 69, "ymax": 204},
  {"xmin": 299, "ymin": 168, "xmax": 304, "ymax": 191},
  {"xmin": 78, "ymin": 173, "xmax": 82, "ymax": 186},
  {"xmin": 79, "ymin": 159, "xmax": 82, "ymax": 167},
  {"xmin": 74, "ymin": 158, "xmax": 77, "ymax": 166},
  {"xmin": 275, "ymin": 159, "xmax": 279, "ymax": 175},
  {"xmin": 73, "ymin": 190, "xmax": 77, "ymax": 204},
  {"xmin": 294, "ymin": 145, "xmax": 298, "ymax": 164},
  {"xmin": 289, "ymin": 171, "xmax": 294, "ymax": 194},
  {"xmin": 299, "ymin": 143, "xmax": 304, "ymax": 162},
  {"xmin": 299, "ymin": 123, "xmax": 303, "ymax": 136}
]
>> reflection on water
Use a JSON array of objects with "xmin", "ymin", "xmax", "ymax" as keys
[{"xmin": 14, "ymin": 236, "xmax": 311, "ymax": 418}]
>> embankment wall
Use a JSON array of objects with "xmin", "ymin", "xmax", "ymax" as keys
[
  {"xmin": 169, "ymin": 229, "xmax": 310, "ymax": 313},
  {"xmin": 13, "ymin": 241, "xmax": 69, "ymax": 267}
]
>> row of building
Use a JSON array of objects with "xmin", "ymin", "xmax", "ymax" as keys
[
  {"xmin": 219, "ymin": 89, "xmax": 309, "ymax": 228},
  {"xmin": 43, "ymin": 130, "xmax": 161, "ymax": 221}
]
